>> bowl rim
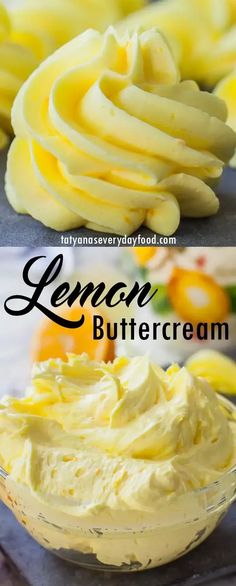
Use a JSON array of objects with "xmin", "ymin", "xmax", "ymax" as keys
[{"xmin": 0, "ymin": 394, "xmax": 236, "ymax": 501}]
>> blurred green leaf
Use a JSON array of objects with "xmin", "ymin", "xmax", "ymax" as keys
[{"xmin": 151, "ymin": 284, "xmax": 172, "ymax": 315}]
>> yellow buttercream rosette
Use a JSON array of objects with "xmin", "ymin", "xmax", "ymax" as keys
[
  {"xmin": 215, "ymin": 69, "xmax": 236, "ymax": 167},
  {"xmin": 9, "ymin": 0, "xmax": 146, "ymax": 62},
  {"xmin": 118, "ymin": 0, "xmax": 147, "ymax": 15},
  {"xmin": 119, "ymin": 0, "xmax": 236, "ymax": 86},
  {"xmin": 0, "ymin": 354, "xmax": 234, "ymax": 499},
  {"xmin": 0, "ymin": 2, "xmax": 10, "ymax": 148},
  {"xmin": 0, "ymin": 2, "xmax": 37, "ymax": 149},
  {"xmin": 0, "ymin": 0, "xmax": 146, "ymax": 149},
  {"xmin": 0, "ymin": 3, "xmax": 9, "ymax": 43},
  {"xmin": 6, "ymin": 28, "xmax": 236, "ymax": 235}
]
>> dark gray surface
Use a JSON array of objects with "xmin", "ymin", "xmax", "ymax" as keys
[
  {"xmin": 0, "ymin": 501, "xmax": 236, "ymax": 586},
  {"xmin": 0, "ymin": 149, "xmax": 236, "ymax": 247},
  {"xmin": 0, "ymin": 549, "xmax": 27, "ymax": 586}
]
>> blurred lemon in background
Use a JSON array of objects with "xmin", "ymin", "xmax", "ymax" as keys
[
  {"xmin": 186, "ymin": 350, "xmax": 236, "ymax": 395},
  {"xmin": 215, "ymin": 69, "xmax": 236, "ymax": 167},
  {"xmin": 132, "ymin": 247, "xmax": 157, "ymax": 268},
  {"xmin": 168, "ymin": 268, "xmax": 231, "ymax": 326},
  {"xmin": 0, "ymin": 0, "xmax": 147, "ymax": 145}
]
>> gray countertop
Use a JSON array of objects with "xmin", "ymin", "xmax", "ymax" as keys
[
  {"xmin": 0, "ymin": 150, "xmax": 236, "ymax": 247},
  {"xmin": 0, "ymin": 501, "xmax": 236, "ymax": 586}
]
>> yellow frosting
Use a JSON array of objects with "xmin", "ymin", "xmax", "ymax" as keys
[
  {"xmin": 186, "ymin": 350, "xmax": 236, "ymax": 395},
  {"xmin": 228, "ymin": 0, "xmax": 236, "ymax": 21},
  {"xmin": 6, "ymin": 27, "xmax": 236, "ymax": 235},
  {"xmin": 0, "ymin": 353, "xmax": 235, "ymax": 569},
  {"xmin": 9, "ymin": 0, "xmax": 145, "ymax": 62},
  {"xmin": 118, "ymin": 0, "xmax": 147, "ymax": 16},
  {"xmin": 0, "ymin": 3, "xmax": 9, "ymax": 43},
  {"xmin": 0, "ymin": 0, "xmax": 145, "ymax": 149},
  {"xmin": 215, "ymin": 69, "xmax": 236, "ymax": 167},
  {"xmin": 0, "ymin": 354, "xmax": 234, "ymax": 500},
  {"xmin": 0, "ymin": 2, "xmax": 37, "ymax": 149},
  {"xmin": 119, "ymin": 0, "xmax": 236, "ymax": 85}
]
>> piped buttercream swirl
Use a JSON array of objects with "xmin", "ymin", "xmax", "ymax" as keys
[
  {"xmin": 1, "ymin": 0, "xmax": 143, "ymax": 148},
  {"xmin": 10, "ymin": 0, "xmax": 143, "ymax": 61}
]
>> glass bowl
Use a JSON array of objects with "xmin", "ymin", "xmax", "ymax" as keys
[{"xmin": 0, "ymin": 395, "xmax": 236, "ymax": 573}]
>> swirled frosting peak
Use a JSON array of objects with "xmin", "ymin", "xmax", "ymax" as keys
[
  {"xmin": 0, "ymin": 3, "xmax": 10, "ymax": 43},
  {"xmin": 6, "ymin": 27, "xmax": 236, "ymax": 235},
  {"xmin": 0, "ymin": 354, "xmax": 234, "ymax": 518},
  {"xmin": 1, "ymin": 1, "xmax": 145, "ymax": 150},
  {"xmin": 0, "ymin": 2, "xmax": 38, "ymax": 149}
]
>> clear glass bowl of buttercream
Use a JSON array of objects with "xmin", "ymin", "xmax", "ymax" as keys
[{"xmin": 0, "ymin": 394, "xmax": 235, "ymax": 573}]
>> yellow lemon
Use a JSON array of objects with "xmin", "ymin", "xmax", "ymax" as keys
[
  {"xmin": 186, "ymin": 350, "xmax": 236, "ymax": 395},
  {"xmin": 168, "ymin": 268, "xmax": 231, "ymax": 325}
]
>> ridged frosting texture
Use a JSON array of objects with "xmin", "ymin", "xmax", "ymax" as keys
[
  {"xmin": 6, "ymin": 28, "xmax": 236, "ymax": 235},
  {"xmin": 215, "ymin": 69, "xmax": 236, "ymax": 167},
  {"xmin": 0, "ymin": 0, "xmax": 145, "ymax": 149},
  {"xmin": 0, "ymin": 2, "xmax": 37, "ymax": 149},
  {"xmin": 0, "ymin": 354, "xmax": 234, "ymax": 517},
  {"xmin": 119, "ymin": 0, "xmax": 236, "ymax": 86}
]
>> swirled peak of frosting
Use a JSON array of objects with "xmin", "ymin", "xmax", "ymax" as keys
[
  {"xmin": 6, "ymin": 28, "xmax": 236, "ymax": 235},
  {"xmin": 119, "ymin": 0, "xmax": 236, "ymax": 85},
  {"xmin": 0, "ymin": 3, "xmax": 10, "ymax": 43},
  {"xmin": 0, "ymin": 354, "xmax": 234, "ymax": 516},
  {"xmin": 0, "ymin": 2, "xmax": 38, "ymax": 149},
  {"xmin": 0, "ymin": 0, "xmax": 145, "ymax": 149}
]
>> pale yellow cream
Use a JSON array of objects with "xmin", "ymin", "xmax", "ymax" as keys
[
  {"xmin": 9, "ymin": 0, "xmax": 145, "ymax": 61},
  {"xmin": 0, "ymin": 1, "xmax": 37, "ymax": 148},
  {"xmin": 187, "ymin": 350, "xmax": 236, "ymax": 395},
  {"xmin": 0, "ymin": 354, "xmax": 235, "ymax": 569},
  {"xmin": 6, "ymin": 27, "xmax": 236, "ymax": 235},
  {"xmin": 119, "ymin": 0, "xmax": 236, "ymax": 86},
  {"xmin": 0, "ymin": 0, "xmax": 144, "ymax": 148},
  {"xmin": 215, "ymin": 69, "xmax": 236, "ymax": 167}
]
